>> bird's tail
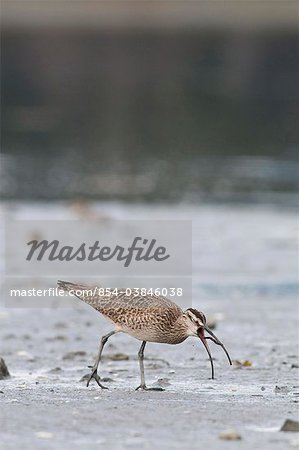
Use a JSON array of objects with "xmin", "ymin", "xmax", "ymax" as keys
[{"xmin": 57, "ymin": 280, "xmax": 99, "ymax": 306}]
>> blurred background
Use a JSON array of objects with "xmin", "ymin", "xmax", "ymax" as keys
[{"xmin": 1, "ymin": 0, "xmax": 298, "ymax": 204}]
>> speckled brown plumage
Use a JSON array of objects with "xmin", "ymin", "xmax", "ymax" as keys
[{"xmin": 58, "ymin": 281, "xmax": 187, "ymax": 344}]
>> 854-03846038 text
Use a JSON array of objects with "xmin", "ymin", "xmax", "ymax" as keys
[{"xmin": 9, "ymin": 287, "xmax": 184, "ymax": 298}]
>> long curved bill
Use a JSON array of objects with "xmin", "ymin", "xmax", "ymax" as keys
[{"xmin": 197, "ymin": 326, "xmax": 232, "ymax": 379}]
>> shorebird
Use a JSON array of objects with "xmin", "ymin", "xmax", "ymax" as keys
[{"xmin": 58, "ymin": 280, "xmax": 232, "ymax": 390}]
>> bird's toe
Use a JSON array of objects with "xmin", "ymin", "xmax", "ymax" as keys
[
  {"xmin": 135, "ymin": 384, "xmax": 164, "ymax": 391},
  {"xmin": 86, "ymin": 371, "xmax": 108, "ymax": 390}
]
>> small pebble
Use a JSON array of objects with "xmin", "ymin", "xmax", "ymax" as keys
[
  {"xmin": 106, "ymin": 353, "xmax": 129, "ymax": 361},
  {"xmin": 23, "ymin": 334, "xmax": 31, "ymax": 340},
  {"xmin": 62, "ymin": 351, "xmax": 86, "ymax": 360},
  {"xmin": 219, "ymin": 430, "xmax": 242, "ymax": 440},
  {"xmin": 48, "ymin": 367, "xmax": 62, "ymax": 373},
  {"xmin": 233, "ymin": 360, "xmax": 252, "ymax": 368},
  {"xmin": 281, "ymin": 419, "xmax": 299, "ymax": 432},
  {"xmin": 79, "ymin": 374, "xmax": 114, "ymax": 383},
  {"xmin": 46, "ymin": 335, "xmax": 67, "ymax": 341},
  {"xmin": 35, "ymin": 431, "xmax": 53, "ymax": 439},
  {"xmin": 0, "ymin": 357, "xmax": 10, "ymax": 379},
  {"xmin": 275, "ymin": 386, "xmax": 291, "ymax": 394},
  {"xmin": 17, "ymin": 350, "xmax": 30, "ymax": 357},
  {"xmin": 102, "ymin": 377, "xmax": 114, "ymax": 382}
]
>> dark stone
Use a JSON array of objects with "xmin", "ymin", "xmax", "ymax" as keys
[
  {"xmin": 280, "ymin": 419, "xmax": 299, "ymax": 432},
  {"xmin": 0, "ymin": 358, "xmax": 10, "ymax": 379}
]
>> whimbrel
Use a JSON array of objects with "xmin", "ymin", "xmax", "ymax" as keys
[{"xmin": 58, "ymin": 281, "xmax": 232, "ymax": 390}]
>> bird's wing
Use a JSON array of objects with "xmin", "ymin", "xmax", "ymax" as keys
[{"xmin": 57, "ymin": 280, "xmax": 182, "ymax": 318}]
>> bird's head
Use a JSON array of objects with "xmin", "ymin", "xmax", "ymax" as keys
[{"xmin": 183, "ymin": 308, "xmax": 232, "ymax": 379}]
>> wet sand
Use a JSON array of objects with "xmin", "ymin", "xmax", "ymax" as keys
[
  {"xmin": 0, "ymin": 295, "xmax": 298, "ymax": 450},
  {"xmin": 0, "ymin": 202, "xmax": 298, "ymax": 449}
]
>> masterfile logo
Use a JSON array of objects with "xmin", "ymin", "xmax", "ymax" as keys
[
  {"xmin": 5, "ymin": 219, "xmax": 191, "ymax": 277},
  {"xmin": 26, "ymin": 237, "xmax": 170, "ymax": 267}
]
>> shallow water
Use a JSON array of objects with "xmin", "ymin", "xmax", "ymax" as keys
[
  {"xmin": 1, "ymin": 200, "xmax": 297, "ymax": 296},
  {"xmin": 1, "ymin": 152, "xmax": 298, "ymax": 205}
]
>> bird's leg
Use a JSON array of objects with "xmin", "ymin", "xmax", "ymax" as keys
[
  {"xmin": 136, "ymin": 341, "xmax": 147, "ymax": 390},
  {"xmin": 135, "ymin": 341, "xmax": 164, "ymax": 392},
  {"xmin": 87, "ymin": 330, "xmax": 117, "ymax": 389}
]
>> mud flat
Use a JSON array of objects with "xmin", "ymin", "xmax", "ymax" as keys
[
  {"xmin": 0, "ymin": 202, "xmax": 298, "ymax": 449},
  {"xmin": 0, "ymin": 294, "xmax": 298, "ymax": 450}
]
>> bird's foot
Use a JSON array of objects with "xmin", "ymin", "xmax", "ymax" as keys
[
  {"xmin": 135, "ymin": 384, "xmax": 165, "ymax": 392},
  {"xmin": 86, "ymin": 368, "xmax": 108, "ymax": 390}
]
